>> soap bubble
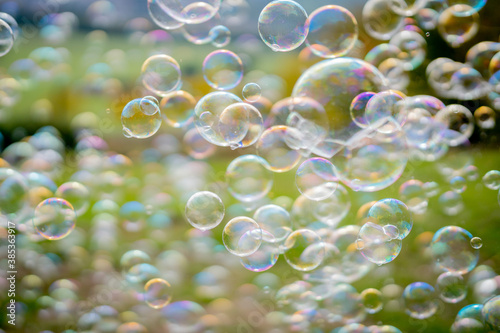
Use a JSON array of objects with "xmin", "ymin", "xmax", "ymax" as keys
[
  {"xmin": 431, "ymin": 226, "xmax": 479, "ymax": 274},
  {"xmin": 305, "ymin": 5, "xmax": 358, "ymax": 58},
  {"xmin": 185, "ymin": 191, "xmax": 225, "ymax": 231},
  {"xmin": 435, "ymin": 104, "xmax": 474, "ymax": 147},
  {"xmin": 256, "ymin": 126, "xmax": 302, "ymax": 173},
  {"xmin": 253, "ymin": 204, "xmax": 292, "ymax": 242},
  {"xmin": 258, "ymin": 0, "xmax": 309, "ymax": 52},
  {"xmin": 451, "ymin": 318, "xmax": 485, "ymax": 333},
  {"xmin": 356, "ymin": 222, "xmax": 402, "ymax": 265},
  {"xmin": 160, "ymin": 90, "xmax": 195, "ymax": 128},
  {"xmin": 283, "ymin": 229, "xmax": 325, "ymax": 271},
  {"xmin": 117, "ymin": 322, "xmax": 148, "ymax": 333},
  {"xmin": 242, "ymin": 83, "xmax": 261, "ymax": 102},
  {"xmin": 365, "ymin": 90, "xmax": 408, "ymax": 132},
  {"xmin": 438, "ymin": 5, "xmax": 479, "ymax": 48},
  {"xmin": 225, "ymin": 155, "xmax": 273, "ymax": 202},
  {"xmin": 202, "ymin": 49, "xmax": 243, "ymax": 90},
  {"xmin": 182, "ymin": 11, "xmax": 221, "ymax": 44},
  {"xmin": 222, "ymin": 216, "xmax": 262, "ymax": 257},
  {"xmin": 160, "ymin": 0, "xmax": 221, "ymax": 24},
  {"xmin": 295, "ymin": 158, "xmax": 338, "ymax": 201},
  {"xmin": 362, "ymin": 0, "xmax": 405, "ymax": 41},
  {"xmin": 390, "ymin": 0, "xmax": 429, "ymax": 16},
  {"xmin": 33, "ymin": 198, "xmax": 76, "ymax": 240},
  {"xmin": 474, "ymin": 106, "xmax": 496, "ymax": 129},
  {"xmin": 482, "ymin": 295, "xmax": 500, "ymax": 331},
  {"xmin": 367, "ymin": 198, "xmax": 412, "ymax": 239},
  {"xmin": 470, "ymin": 237, "xmax": 482, "ymax": 249},
  {"xmin": 141, "ymin": 54, "xmax": 181, "ymax": 96},
  {"xmin": 162, "ymin": 301, "xmax": 206, "ymax": 332},
  {"xmin": 240, "ymin": 231, "xmax": 280, "ymax": 272},
  {"xmin": 209, "ymin": 25, "xmax": 231, "ymax": 47},
  {"xmin": 55, "ymin": 182, "xmax": 90, "ymax": 216},
  {"xmin": 482, "ymin": 170, "xmax": 500, "ymax": 190},
  {"xmin": 389, "ymin": 30, "xmax": 427, "ymax": 71},
  {"xmin": 438, "ymin": 191, "xmax": 464, "ymax": 216},
  {"xmin": 350, "ymin": 92, "xmax": 375, "ymax": 129},
  {"xmin": 144, "ymin": 278, "xmax": 172, "ymax": 309},
  {"xmin": 436, "ymin": 272, "xmax": 467, "ymax": 303},
  {"xmin": 0, "ymin": 168, "xmax": 28, "ymax": 215},
  {"xmin": 457, "ymin": 304, "xmax": 484, "ymax": 321},
  {"xmin": 183, "ymin": 127, "xmax": 216, "ymax": 159},
  {"xmin": 218, "ymin": 102, "xmax": 264, "ymax": 149},
  {"xmin": 403, "ymin": 282, "xmax": 438, "ymax": 319},
  {"xmin": 0, "ymin": 19, "xmax": 14, "ymax": 57},
  {"xmin": 0, "ymin": 13, "xmax": 18, "ymax": 40},
  {"xmin": 447, "ymin": 0, "xmax": 487, "ymax": 16},
  {"xmin": 121, "ymin": 97, "xmax": 162, "ymax": 139},
  {"xmin": 361, "ymin": 288, "xmax": 383, "ymax": 314},
  {"xmin": 399, "ymin": 180, "xmax": 428, "ymax": 214},
  {"xmin": 147, "ymin": 0, "xmax": 184, "ymax": 30},
  {"xmin": 450, "ymin": 176, "xmax": 466, "ymax": 193},
  {"xmin": 120, "ymin": 250, "xmax": 151, "ymax": 272}
]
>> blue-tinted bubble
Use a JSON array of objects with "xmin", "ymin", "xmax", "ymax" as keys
[
  {"xmin": 209, "ymin": 25, "xmax": 231, "ymax": 47},
  {"xmin": 203, "ymin": 49, "xmax": 243, "ymax": 90},
  {"xmin": 403, "ymin": 282, "xmax": 438, "ymax": 319},
  {"xmin": 240, "ymin": 231, "xmax": 279, "ymax": 272}
]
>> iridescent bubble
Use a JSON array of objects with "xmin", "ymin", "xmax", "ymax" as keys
[
  {"xmin": 482, "ymin": 170, "xmax": 500, "ymax": 190},
  {"xmin": 389, "ymin": 30, "xmax": 427, "ymax": 71},
  {"xmin": 457, "ymin": 304, "xmax": 484, "ymax": 321},
  {"xmin": 258, "ymin": 0, "xmax": 309, "ymax": 52},
  {"xmin": 160, "ymin": 0, "xmax": 221, "ymax": 24},
  {"xmin": 121, "ymin": 98, "xmax": 161, "ymax": 139},
  {"xmin": 55, "ymin": 182, "xmax": 90, "ymax": 216},
  {"xmin": 365, "ymin": 90, "xmax": 408, "ymax": 132},
  {"xmin": 162, "ymin": 301, "xmax": 206, "ymax": 332},
  {"xmin": 470, "ymin": 237, "xmax": 482, "ymax": 249},
  {"xmin": 256, "ymin": 126, "xmax": 302, "ymax": 173},
  {"xmin": 447, "ymin": 0, "xmax": 487, "ymax": 16},
  {"xmin": 185, "ymin": 191, "xmax": 224, "ymax": 231},
  {"xmin": 450, "ymin": 176, "xmax": 467, "ymax": 193},
  {"xmin": 438, "ymin": 191, "xmax": 464, "ymax": 216},
  {"xmin": 362, "ymin": 0, "xmax": 405, "ymax": 41},
  {"xmin": 482, "ymin": 295, "xmax": 500, "ymax": 331},
  {"xmin": 202, "ymin": 49, "xmax": 243, "ymax": 90},
  {"xmin": 182, "ymin": 11, "xmax": 221, "ymax": 44},
  {"xmin": 431, "ymin": 226, "xmax": 479, "ymax": 274},
  {"xmin": 242, "ymin": 83, "xmax": 261, "ymax": 102},
  {"xmin": 141, "ymin": 54, "xmax": 181, "ymax": 96},
  {"xmin": 305, "ymin": 5, "xmax": 358, "ymax": 58},
  {"xmin": 451, "ymin": 318, "xmax": 484, "ymax": 333},
  {"xmin": 253, "ymin": 204, "xmax": 292, "ymax": 242},
  {"xmin": 147, "ymin": 0, "xmax": 184, "ymax": 30},
  {"xmin": 438, "ymin": 5, "xmax": 479, "ymax": 48},
  {"xmin": 399, "ymin": 180, "xmax": 428, "ymax": 214},
  {"xmin": 283, "ymin": 229, "xmax": 325, "ymax": 271},
  {"xmin": 403, "ymin": 282, "xmax": 438, "ymax": 319},
  {"xmin": 378, "ymin": 58, "xmax": 410, "ymax": 91},
  {"xmin": 489, "ymin": 52, "xmax": 500, "ymax": 76},
  {"xmin": 218, "ymin": 102, "xmax": 263, "ymax": 149},
  {"xmin": 367, "ymin": 198, "xmax": 412, "ymax": 239},
  {"xmin": 240, "ymin": 231, "xmax": 279, "ymax": 272},
  {"xmin": 474, "ymin": 106, "xmax": 495, "ymax": 129},
  {"xmin": 350, "ymin": 92, "xmax": 375, "ymax": 128},
  {"xmin": 209, "ymin": 25, "xmax": 231, "ymax": 47},
  {"xmin": 222, "ymin": 216, "xmax": 262, "ymax": 257},
  {"xmin": 0, "ymin": 19, "xmax": 14, "ymax": 57},
  {"xmin": 225, "ymin": 155, "xmax": 273, "ymax": 202},
  {"xmin": 435, "ymin": 104, "xmax": 474, "ymax": 147},
  {"xmin": 160, "ymin": 90, "xmax": 195, "ymax": 128},
  {"xmin": 33, "ymin": 198, "xmax": 76, "ymax": 240},
  {"xmin": 436, "ymin": 272, "xmax": 467, "ymax": 303},
  {"xmin": 295, "ymin": 158, "xmax": 338, "ymax": 201},
  {"xmin": 356, "ymin": 221, "xmax": 402, "ymax": 265},
  {"xmin": 361, "ymin": 288, "xmax": 383, "ymax": 314},
  {"xmin": 364, "ymin": 43, "xmax": 402, "ymax": 68},
  {"xmin": 144, "ymin": 278, "xmax": 172, "ymax": 309},
  {"xmin": 450, "ymin": 67, "xmax": 490, "ymax": 100}
]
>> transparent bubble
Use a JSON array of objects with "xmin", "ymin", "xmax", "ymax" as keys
[
  {"xmin": 362, "ymin": 0, "xmax": 405, "ymax": 41},
  {"xmin": 218, "ymin": 102, "xmax": 263, "ymax": 149},
  {"xmin": 202, "ymin": 49, "xmax": 243, "ymax": 90},
  {"xmin": 438, "ymin": 5, "xmax": 479, "ymax": 48},
  {"xmin": 240, "ymin": 231, "xmax": 279, "ymax": 272},
  {"xmin": 447, "ymin": 0, "xmax": 486, "ymax": 16},
  {"xmin": 55, "ymin": 182, "xmax": 90, "ymax": 216},
  {"xmin": 438, "ymin": 191, "xmax": 464, "ymax": 216},
  {"xmin": 185, "ymin": 191, "xmax": 224, "ymax": 231},
  {"xmin": 356, "ymin": 221, "xmax": 402, "ymax": 265},
  {"xmin": 482, "ymin": 170, "xmax": 500, "ymax": 190},
  {"xmin": 361, "ymin": 288, "xmax": 383, "ymax": 314},
  {"xmin": 193, "ymin": 91, "xmax": 242, "ymax": 147},
  {"xmin": 403, "ymin": 282, "xmax": 438, "ymax": 319},
  {"xmin": 482, "ymin": 295, "xmax": 500, "ymax": 331},
  {"xmin": 305, "ymin": 5, "xmax": 358, "ymax": 58},
  {"xmin": 147, "ymin": 0, "xmax": 184, "ymax": 30},
  {"xmin": 295, "ymin": 158, "xmax": 338, "ymax": 201},
  {"xmin": 435, "ymin": 104, "xmax": 474, "ymax": 147},
  {"xmin": 390, "ymin": 0, "xmax": 428, "ymax": 16},
  {"xmin": 160, "ymin": 0, "xmax": 221, "ymax": 24},
  {"xmin": 399, "ymin": 180, "xmax": 428, "ymax": 214},
  {"xmin": 225, "ymin": 155, "xmax": 273, "ymax": 202},
  {"xmin": 464, "ymin": 165, "xmax": 479, "ymax": 181},
  {"xmin": 222, "ymin": 216, "xmax": 262, "ymax": 257},
  {"xmin": 350, "ymin": 92, "xmax": 375, "ymax": 128},
  {"xmin": 0, "ymin": 168, "xmax": 28, "ymax": 215},
  {"xmin": 474, "ymin": 106, "xmax": 495, "ymax": 129},
  {"xmin": 436, "ymin": 272, "xmax": 467, "ymax": 303},
  {"xmin": 0, "ymin": 19, "xmax": 14, "ymax": 57},
  {"xmin": 258, "ymin": 0, "xmax": 309, "ymax": 52},
  {"xmin": 121, "ymin": 98, "xmax": 161, "ymax": 139},
  {"xmin": 450, "ymin": 176, "xmax": 467, "ymax": 193},
  {"xmin": 144, "ymin": 278, "xmax": 172, "ymax": 309},
  {"xmin": 470, "ymin": 236, "xmax": 482, "ymax": 249},
  {"xmin": 283, "ymin": 229, "xmax": 325, "ymax": 271},
  {"xmin": 256, "ymin": 126, "xmax": 302, "ymax": 173},
  {"xmin": 378, "ymin": 58, "xmax": 410, "ymax": 91},
  {"xmin": 253, "ymin": 204, "xmax": 292, "ymax": 243},
  {"xmin": 389, "ymin": 30, "xmax": 427, "ymax": 71},
  {"xmin": 183, "ymin": 127, "xmax": 216, "ymax": 159},
  {"xmin": 120, "ymin": 250, "xmax": 151, "ymax": 272},
  {"xmin": 209, "ymin": 25, "xmax": 231, "ymax": 47},
  {"xmin": 33, "ymin": 198, "xmax": 76, "ymax": 240},
  {"xmin": 0, "ymin": 13, "xmax": 18, "ymax": 40},
  {"xmin": 141, "ymin": 54, "xmax": 181, "ymax": 96},
  {"xmin": 364, "ymin": 43, "xmax": 402, "ymax": 68},
  {"xmin": 324, "ymin": 283, "xmax": 365, "ymax": 323},
  {"xmin": 160, "ymin": 90, "xmax": 195, "ymax": 128},
  {"xmin": 182, "ymin": 11, "xmax": 221, "ymax": 44},
  {"xmin": 431, "ymin": 226, "xmax": 479, "ymax": 274},
  {"xmin": 367, "ymin": 198, "xmax": 412, "ymax": 239},
  {"xmin": 365, "ymin": 90, "xmax": 408, "ymax": 133},
  {"xmin": 242, "ymin": 83, "xmax": 261, "ymax": 102}
]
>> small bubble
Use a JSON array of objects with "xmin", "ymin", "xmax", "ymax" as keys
[{"xmin": 470, "ymin": 236, "xmax": 482, "ymax": 249}]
